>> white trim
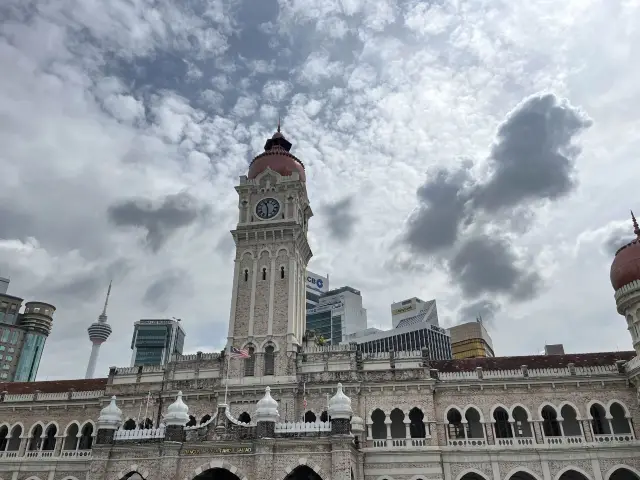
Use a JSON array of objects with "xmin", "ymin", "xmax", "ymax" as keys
[
  {"xmin": 503, "ymin": 467, "xmax": 543, "ymax": 480},
  {"xmin": 489, "ymin": 404, "xmax": 511, "ymax": 421},
  {"xmin": 444, "ymin": 405, "xmax": 464, "ymax": 423},
  {"xmin": 604, "ymin": 465, "xmax": 640, "ymax": 480},
  {"xmin": 455, "ymin": 468, "xmax": 491, "ymax": 480},
  {"xmin": 552, "ymin": 466, "xmax": 593, "ymax": 480}
]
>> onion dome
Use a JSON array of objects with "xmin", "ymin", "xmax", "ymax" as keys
[
  {"xmin": 610, "ymin": 211, "xmax": 640, "ymax": 290},
  {"xmin": 327, "ymin": 383, "xmax": 352, "ymax": 419},
  {"xmin": 97, "ymin": 396, "xmax": 123, "ymax": 429},
  {"xmin": 350, "ymin": 415, "xmax": 364, "ymax": 433},
  {"xmin": 247, "ymin": 123, "xmax": 306, "ymax": 182},
  {"xmin": 255, "ymin": 386, "xmax": 279, "ymax": 423},
  {"xmin": 164, "ymin": 391, "xmax": 190, "ymax": 426}
]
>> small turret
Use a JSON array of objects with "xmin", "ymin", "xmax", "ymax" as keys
[
  {"xmin": 255, "ymin": 386, "xmax": 279, "ymax": 438},
  {"xmin": 328, "ymin": 383, "xmax": 353, "ymax": 435}
]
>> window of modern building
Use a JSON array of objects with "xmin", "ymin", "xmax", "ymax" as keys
[
  {"xmin": 0, "ymin": 373, "xmax": 6, "ymax": 379},
  {"xmin": 1, "ymin": 330, "xmax": 9, "ymax": 342},
  {"xmin": 2, "ymin": 364, "xmax": 8, "ymax": 370},
  {"xmin": 8, "ymin": 347, "xmax": 14, "ymax": 353},
  {"xmin": 0, "ymin": 345, "xmax": 5, "ymax": 351},
  {"xmin": 0, "ymin": 355, "xmax": 3, "ymax": 360},
  {"xmin": 5, "ymin": 356, "xmax": 12, "ymax": 362},
  {"xmin": 9, "ymin": 332, "xmax": 17, "ymax": 344}
]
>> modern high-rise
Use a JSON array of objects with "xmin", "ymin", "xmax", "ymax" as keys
[
  {"xmin": 130, "ymin": 318, "xmax": 186, "ymax": 366},
  {"xmin": 0, "ymin": 278, "xmax": 56, "ymax": 381},
  {"xmin": 343, "ymin": 299, "xmax": 452, "ymax": 359},
  {"xmin": 305, "ymin": 270, "xmax": 329, "ymax": 310},
  {"xmin": 305, "ymin": 286, "xmax": 367, "ymax": 344},
  {"xmin": 447, "ymin": 319, "xmax": 495, "ymax": 359},
  {"xmin": 85, "ymin": 282, "xmax": 113, "ymax": 379}
]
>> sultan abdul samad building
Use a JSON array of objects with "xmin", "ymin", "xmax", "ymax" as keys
[{"xmin": 1, "ymin": 128, "xmax": 640, "ymax": 480}]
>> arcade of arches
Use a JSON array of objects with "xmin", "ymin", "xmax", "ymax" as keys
[
  {"xmin": 455, "ymin": 468, "xmax": 640, "ymax": 480},
  {"xmin": 193, "ymin": 466, "xmax": 323, "ymax": 480}
]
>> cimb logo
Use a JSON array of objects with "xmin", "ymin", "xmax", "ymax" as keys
[{"xmin": 307, "ymin": 277, "xmax": 323, "ymax": 289}]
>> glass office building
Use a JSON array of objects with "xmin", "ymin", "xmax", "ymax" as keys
[{"xmin": 130, "ymin": 319, "xmax": 186, "ymax": 367}]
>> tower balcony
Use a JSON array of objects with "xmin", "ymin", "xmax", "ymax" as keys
[{"xmin": 88, "ymin": 322, "xmax": 113, "ymax": 343}]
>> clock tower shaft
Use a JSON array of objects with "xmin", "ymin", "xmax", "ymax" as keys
[{"xmin": 226, "ymin": 128, "xmax": 312, "ymax": 379}]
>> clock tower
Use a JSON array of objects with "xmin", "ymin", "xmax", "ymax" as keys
[{"xmin": 226, "ymin": 126, "xmax": 313, "ymax": 378}]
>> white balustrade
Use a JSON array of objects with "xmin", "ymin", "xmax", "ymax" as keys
[
  {"xmin": 114, "ymin": 426, "xmax": 165, "ymax": 440},
  {"xmin": 447, "ymin": 438, "xmax": 487, "ymax": 447},
  {"xmin": 593, "ymin": 433, "xmax": 635, "ymax": 443},
  {"xmin": 274, "ymin": 421, "xmax": 331, "ymax": 433}
]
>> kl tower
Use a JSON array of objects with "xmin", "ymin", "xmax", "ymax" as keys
[{"xmin": 85, "ymin": 282, "xmax": 114, "ymax": 379}]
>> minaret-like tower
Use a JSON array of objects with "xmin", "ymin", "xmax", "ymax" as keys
[
  {"xmin": 611, "ymin": 211, "xmax": 640, "ymax": 356},
  {"xmin": 226, "ymin": 125, "xmax": 313, "ymax": 377},
  {"xmin": 86, "ymin": 282, "xmax": 114, "ymax": 379}
]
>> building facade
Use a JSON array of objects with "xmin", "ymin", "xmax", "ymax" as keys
[
  {"xmin": 0, "ymin": 279, "xmax": 56, "ymax": 382},
  {"xmin": 305, "ymin": 271, "xmax": 329, "ymax": 311},
  {"xmin": 0, "ymin": 129, "xmax": 640, "ymax": 480},
  {"xmin": 306, "ymin": 286, "xmax": 368, "ymax": 345},
  {"xmin": 448, "ymin": 321, "xmax": 495, "ymax": 359},
  {"xmin": 130, "ymin": 319, "xmax": 186, "ymax": 367}
]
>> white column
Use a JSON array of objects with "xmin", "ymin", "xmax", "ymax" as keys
[
  {"xmin": 85, "ymin": 343, "xmax": 101, "ymax": 379},
  {"xmin": 268, "ymin": 257, "xmax": 276, "ymax": 335},
  {"xmin": 249, "ymin": 259, "xmax": 258, "ymax": 337},
  {"xmin": 227, "ymin": 260, "xmax": 240, "ymax": 344}
]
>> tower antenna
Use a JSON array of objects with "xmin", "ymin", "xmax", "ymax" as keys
[{"xmin": 277, "ymin": 115, "xmax": 281, "ymax": 133}]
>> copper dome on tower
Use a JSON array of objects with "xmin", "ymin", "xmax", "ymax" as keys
[
  {"xmin": 247, "ymin": 124, "xmax": 306, "ymax": 182},
  {"xmin": 610, "ymin": 211, "xmax": 640, "ymax": 290}
]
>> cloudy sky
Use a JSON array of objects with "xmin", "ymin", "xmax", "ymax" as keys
[{"xmin": 1, "ymin": 0, "xmax": 639, "ymax": 380}]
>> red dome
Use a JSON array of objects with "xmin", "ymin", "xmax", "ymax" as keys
[
  {"xmin": 247, "ymin": 129, "xmax": 306, "ymax": 182},
  {"xmin": 610, "ymin": 212, "xmax": 640, "ymax": 290}
]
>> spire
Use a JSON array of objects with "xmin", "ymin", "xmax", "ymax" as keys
[
  {"xmin": 277, "ymin": 115, "xmax": 281, "ymax": 133},
  {"xmin": 632, "ymin": 210, "xmax": 640, "ymax": 238}
]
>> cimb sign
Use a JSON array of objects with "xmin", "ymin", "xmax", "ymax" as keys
[{"xmin": 306, "ymin": 272, "xmax": 328, "ymax": 293}]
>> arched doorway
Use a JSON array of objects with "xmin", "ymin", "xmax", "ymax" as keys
[
  {"xmin": 509, "ymin": 471, "xmax": 539, "ymax": 480},
  {"xmin": 194, "ymin": 468, "xmax": 242, "ymax": 480},
  {"xmin": 284, "ymin": 465, "xmax": 323, "ymax": 480},
  {"xmin": 610, "ymin": 468, "xmax": 640, "ymax": 480},
  {"xmin": 558, "ymin": 470, "xmax": 590, "ymax": 480}
]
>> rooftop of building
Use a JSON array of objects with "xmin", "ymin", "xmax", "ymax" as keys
[
  {"xmin": 430, "ymin": 351, "xmax": 635, "ymax": 372},
  {"xmin": 322, "ymin": 286, "xmax": 361, "ymax": 297},
  {"xmin": 0, "ymin": 378, "xmax": 107, "ymax": 394}
]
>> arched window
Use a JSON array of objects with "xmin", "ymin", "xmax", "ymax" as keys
[
  {"xmin": 389, "ymin": 408, "xmax": 405, "ymax": 438},
  {"xmin": 186, "ymin": 415, "xmax": 197, "ymax": 427},
  {"xmin": 590, "ymin": 403, "xmax": 610, "ymax": 435},
  {"xmin": 244, "ymin": 346, "xmax": 255, "ymax": 376},
  {"xmin": 371, "ymin": 409, "xmax": 386, "ymax": 439},
  {"xmin": 320, "ymin": 410, "xmax": 329, "ymax": 423},
  {"xmin": 29, "ymin": 424, "xmax": 43, "ymax": 451},
  {"xmin": 7, "ymin": 425, "xmax": 21, "ymax": 451},
  {"xmin": 512, "ymin": 406, "xmax": 533, "ymax": 438},
  {"xmin": 42, "ymin": 424, "xmax": 57, "ymax": 451},
  {"xmin": 262, "ymin": 267, "xmax": 267, "ymax": 280},
  {"xmin": 123, "ymin": 419, "xmax": 137, "ymax": 430},
  {"xmin": 465, "ymin": 407, "xmax": 484, "ymax": 438},
  {"xmin": 139, "ymin": 418, "xmax": 153, "ymax": 430},
  {"xmin": 238, "ymin": 412, "xmax": 251, "ymax": 424},
  {"xmin": 610, "ymin": 402, "xmax": 632, "ymax": 434},
  {"xmin": 560, "ymin": 404, "xmax": 581, "ymax": 437},
  {"xmin": 79, "ymin": 423, "xmax": 93, "ymax": 449},
  {"xmin": 409, "ymin": 407, "xmax": 426, "ymax": 438},
  {"xmin": 280, "ymin": 266, "xmax": 285, "ymax": 279},
  {"xmin": 609, "ymin": 467, "xmax": 640, "ymax": 480},
  {"xmin": 304, "ymin": 411, "xmax": 316, "ymax": 423},
  {"xmin": 244, "ymin": 269, "xmax": 248, "ymax": 282},
  {"xmin": 493, "ymin": 407, "xmax": 512, "ymax": 438},
  {"xmin": 446, "ymin": 408, "xmax": 464, "ymax": 439},
  {"xmin": 0, "ymin": 426, "xmax": 8, "ymax": 451},
  {"xmin": 264, "ymin": 345, "xmax": 275, "ymax": 376},
  {"xmin": 63, "ymin": 423, "xmax": 79, "ymax": 450},
  {"xmin": 200, "ymin": 414, "xmax": 211, "ymax": 425},
  {"xmin": 541, "ymin": 406, "xmax": 560, "ymax": 436}
]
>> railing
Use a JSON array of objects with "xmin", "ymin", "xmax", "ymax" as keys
[
  {"xmin": 0, "ymin": 450, "xmax": 91, "ymax": 459},
  {"xmin": 2, "ymin": 391, "xmax": 105, "ymax": 402},
  {"xmin": 495, "ymin": 437, "xmax": 535, "ymax": 446},
  {"xmin": 369, "ymin": 438, "xmax": 430, "ymax": 448},
  {"xmin": 274, "ymin": 421, "xmax": 331, "ymax": 433},
  {"xmin": 447, "ymin": 438, "xmax": 487, "ymax": 447},
  {"xmin": 438, "ymin": 364, "xmax": 620, "ymax": 381},
  {"xmin": 593, "ymin": 433, "xmax": 635, "ymax": 443},
  {"xmin": 544, "ymin": 435, "xmax": 584, "ymax": 445},
  {"xmin": 303, "ymin": 344, "xmax": 353, "ymax": 353},
  {"xmin": 113, "ymin": 427, "xmax": 165, "ymax": 441}
]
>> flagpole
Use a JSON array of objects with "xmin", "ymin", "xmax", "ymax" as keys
[
  {"xmin": 224, "ymin": 346, "xmax": 231, "ymax": 405},
  {"xmin": 136, "ymin": 399, "xmax": 143, "ymax": 428}
]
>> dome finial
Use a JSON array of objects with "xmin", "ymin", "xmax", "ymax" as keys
[
  {"xmin": 277, "ymin": 115, "xmax": 281, "ymax": 133},
  {"xmin": 632, "ymin": 210, "xmax": 640, "ymax": 238}
]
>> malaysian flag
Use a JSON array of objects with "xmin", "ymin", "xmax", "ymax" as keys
[{"xmin": 229, "ymin": 346, "xmax": 250, "ymax": 359}]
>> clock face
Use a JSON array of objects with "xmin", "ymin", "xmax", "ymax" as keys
[{"xmin": 255, "ymin": 198, "xmax": 280, "ymax": 220}]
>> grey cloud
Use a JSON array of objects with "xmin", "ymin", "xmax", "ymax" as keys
[
  {"xmin": 448, "ymin": 234, "xmax": 541, "ymax": 301},
  {"xmin": 401, "ymin": 93, "xmax": 591, "ymax": 302},
  {"xmin": 457, "ymin": 299, "xmax": 501, "ymax": 325},
  {"xmin": 143, "ymin": 269, "xmax": 193, "ymax": 312},
  {"xmin": 322, "ymin": 196, "xmax": 358, "ymax": 241},
  {"xmin": 404, "ymin": 163, "xmax": 473, "ymax": 254},
  {"xmin": 108, "ymin": 192, "xmax": 209, "ymax": 252},
  {"xmin": 602, "ymin": 222, "xmax": 636, "ymax": 257},
  {"xmin": 475, "ymin": 93, "xmax": 593, "ymax": 212}
]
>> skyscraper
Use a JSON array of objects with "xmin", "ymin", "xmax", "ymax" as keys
[
  {"xmin": 85, "ymin": 282, "xmax": 113, "ymax": 379},
  {"xmin": 130, "ymin": 318, "xmax": 185, "ymax": 366}
]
